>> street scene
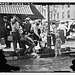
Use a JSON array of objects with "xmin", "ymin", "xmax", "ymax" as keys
[{"xmin": 0, "ymin": 2, "xmax": 75, "ymax": 72}]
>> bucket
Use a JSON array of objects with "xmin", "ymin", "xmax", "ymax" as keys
[{"xmin": 1, "ymin": 38, "xmax": 5, "ymax": 45}]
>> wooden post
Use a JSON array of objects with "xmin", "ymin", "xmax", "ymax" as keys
[{"xmin": 47, "ymin": 5, "xmax": 51, "ymax": 50}]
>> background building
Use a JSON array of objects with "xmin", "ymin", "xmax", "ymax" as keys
[
  {"xmin": 50, "ymin": 4, "xmax": 75, "ymax": 21},
  {"xmin": 35, "ymin": 4, "xmax": 75, "ymax": 21}
]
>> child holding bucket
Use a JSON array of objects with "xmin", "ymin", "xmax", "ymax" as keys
[{"xmin": 54, "ymin": 30, "xmax": 62, "ymax": 59}]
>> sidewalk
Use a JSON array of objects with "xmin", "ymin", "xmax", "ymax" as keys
[
  {"xmin": 0, "ymin": 42, "xmax": 19, "ymax": 51},
  {"xmin": 0, "ymin": 41, "xmax": 75, "ymax": 52}
]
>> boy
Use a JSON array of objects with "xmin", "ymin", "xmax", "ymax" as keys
[{"xmin": 54, "ymin": 31, "xmax": 62, "ymax": 58}]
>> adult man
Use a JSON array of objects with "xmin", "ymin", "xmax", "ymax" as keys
[
  {"xmin": 31, "ymin": 21, "xmax": 41, "ymax": 41},
  {"xmin": 16, "ymin": 18, "xmax": 35, "ymax": 55},
  {"xmin": 3, "ymin": 16, "xmax": 11, "ymax": 48},
  {"xmin": 23, "ymin": 17, "xmax": 31, "ymax": 34}
]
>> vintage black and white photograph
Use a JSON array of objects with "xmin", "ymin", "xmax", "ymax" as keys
[{"xmin": 0, "ymin": 2, "xmax": 75, "ymax": 73}]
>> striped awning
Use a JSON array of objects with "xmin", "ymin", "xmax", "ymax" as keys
[{"xmin": 0, "ymin": 4, "xmax": 33, "ymax": 14}]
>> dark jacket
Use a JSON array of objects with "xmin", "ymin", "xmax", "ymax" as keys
[
  {"xmin": 23, "ymin": 22, "xmax": 31, "ymax": 33},
  {"xmin": 4, "ymin": 21, "xmax": 11, "ymax": 35}
]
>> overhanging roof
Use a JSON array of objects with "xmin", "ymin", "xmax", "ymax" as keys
[
  {"xmin": 30, "ymin": 4, "xmax": 44, "ymax": 19},
  {"xmin": 0, "ymin": 4, "xmax": 33, "ymax": 14},
  {"xmin": 0, "ymin": 3, "xmax": 44, "ymax": 20}
]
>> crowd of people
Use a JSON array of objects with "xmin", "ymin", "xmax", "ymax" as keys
[
  {"xmin": 2, "ymin": 15, "xmax": 73, "ymax": 58},
  {"xmin": 1, "ymin": 15, "xmax": 75, "ymax": 72},
  {"xmin": 2, "ymin": 15, "xmax": 47, "ymax": 57},
  {"xmin": 49, "ymin": 20, "xmax": 74, "ymax": 58}
]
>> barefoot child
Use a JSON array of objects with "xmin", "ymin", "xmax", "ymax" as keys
[{"xmin": 54, "ymin": 31, "xmax": 62, "ymax": 58}]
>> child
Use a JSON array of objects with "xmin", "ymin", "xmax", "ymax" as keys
[{"xmin": 54, "ymin": 31, "xmax": 62, "ymax": 59}]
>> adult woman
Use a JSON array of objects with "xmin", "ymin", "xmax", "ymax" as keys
[
  {"xmin": 11, "ymin": 15, "xmax": 21, "ymax": 51},
  {"xmin": 3, "ymin": 16, "xmax": 11, "ymax": 48}
]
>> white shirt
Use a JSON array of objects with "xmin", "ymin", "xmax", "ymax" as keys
[
  {"xmin": 57, "ymin": 24, "xmax": 67, "ymax": 36},
  {"xmin": 31, "ymin": 24, "xmax": 40, "ymax": 37},
  {"xmin": 11, "ymin": 21, "xmax": 20, "ymax": 32}
]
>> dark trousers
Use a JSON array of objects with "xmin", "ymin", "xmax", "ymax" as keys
[
  {"xmin": 12, "ymin": 32, "xmax": 21, "ymax": 51},
  {"xmin": 4, "ymin": 35, "xmax": 11, "ymax": 47},
  {"xmin": 20, "ymin": 37, "xmax": 35, "ymax": 53}
]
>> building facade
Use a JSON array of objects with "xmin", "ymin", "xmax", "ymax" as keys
[
  {"xmin": 50, "ymin": 5, "xmax": 75, "ymax": 21},
  {"xmin": 35, "ymin": 4, "xmax": 75, "ymax": 21}
]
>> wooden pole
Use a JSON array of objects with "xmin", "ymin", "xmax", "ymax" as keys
[{"xmin": 47, "ymin": 5, "xmax": 51, "ymax": 50}]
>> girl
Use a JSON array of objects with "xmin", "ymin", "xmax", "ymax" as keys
[{"xmin": 54, "ymin": 31, "xmax": 62, "ymax": 58}]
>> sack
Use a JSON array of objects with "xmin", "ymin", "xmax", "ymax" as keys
[
  {"xmin": 7, "ymin": 35, "xmax": 13, "ymax": 41},
  {"xmin": 1, "ymin": 38, "xmax": 5, "ymax": 45}
]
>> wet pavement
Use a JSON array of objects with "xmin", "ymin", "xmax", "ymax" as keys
[
  {"xmin": 7, "ymin": 56, "xmax": 74, "ymax": 72},
  {"xmin": 0, "ymin": 41, "xmax": 75, "ymax": 72}
]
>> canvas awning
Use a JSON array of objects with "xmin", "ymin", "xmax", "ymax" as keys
[
  {"xmin": 0, "ymin": 3, "xmax": 44, "ymax": 20},
  {"xmin": 0, "ymin": 4, "xmax": 33, "ymax": 14},
  {"xmin": 29, "ymin": 4, "xmax": 44, "ymax": 19}
]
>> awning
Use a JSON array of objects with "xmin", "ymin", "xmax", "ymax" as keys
[
  {"xmin": 0, "ymin": 3, "xmax": 44, "ymax": 20},
  {"xmin": 0, "ymin": 4, "xmax": 33, "ymax": 14},
  {"xmin": 30, "ymin": 4, "xmax": 44, "ymax": 19},
  {"xmin": 27, "ymin": 14, "xmax": 44, "ymax": 20}
]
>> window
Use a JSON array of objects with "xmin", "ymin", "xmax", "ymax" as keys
[
  {"xmin": 62, "ymin": 12, "xmax": 64, "ymax": 19},
  {"xmin": 57, "ymin": 13, "xmax": 59, "ymax": 19},
  {"xmin": 44, "ymin": 9, "xmax": 46, "ymax": 17},
  {"xmin": 50, "ymin": 11, "xmax": 52, "ymax": 14},
  {"xmin": 57, "ymin": 5, "xmax": 59, "ymax": 8},
  {"xmin": 53, "ymin": 5, "xmax": 55, "ymax": 10},
  {"xmin": 53, "ymin": 5, "xmax": 55, "ymax": 8},
  {"xmin": 51, "ymin": 14, "xmax": 52, "ymax": 19},
  {"xmin": 67, "ymin": 10, "xmax": 70, "ymax": 18},
  {"xmin": 68, "ymin": 5, "xmax": 70, "ymax": 7},
  {"xmin": 54, "ymin": 14, "xmax": 55, "ymax": 19},
  {"xmin": 62, "ymin": 5, "xmax": 64, "ymax": 9}
]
